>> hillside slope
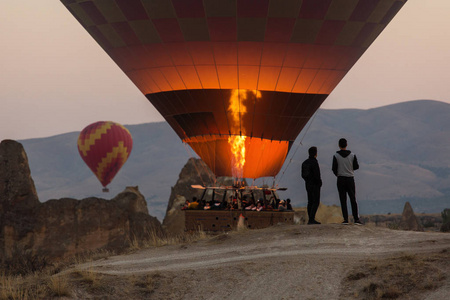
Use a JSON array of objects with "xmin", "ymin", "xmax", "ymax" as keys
[
  {"xmin": 276, "ymin": 100, "xmax": 450, "ymax": 213},
  {"xmin": 19, "ymin": 100, "xmax": 450, "ymax": 220}
]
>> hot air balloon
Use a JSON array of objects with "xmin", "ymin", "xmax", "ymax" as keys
[
  {"xmin": 63, "ymin": 0, "xmax": 407, "ymax": 180},
  {"xmin": 77, "ymin": 121, "xmax": 133, "ymax": 191}
]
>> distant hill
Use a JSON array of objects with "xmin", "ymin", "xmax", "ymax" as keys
[
  {"xmin": 20, "ymin": 100, "xmax": 450, "ymax": 220},
  {"xmin": 275, "ymin": 100, "xmax": 450, "ymax": 214}
]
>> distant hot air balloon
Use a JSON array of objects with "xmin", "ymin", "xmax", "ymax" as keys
[
  {"xmin": 63, "ymin": 0, "xmax": 407, "ymax": 180},
  {"xmin": 77, "ymin": 121, "xmax": 133, "ymax": 191}
]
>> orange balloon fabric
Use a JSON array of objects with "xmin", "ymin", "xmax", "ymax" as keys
[
  {"xmin": 63, "ymin": 0, "xmax": 407, "ymax": 178},
  {"xmin": 77, "ymin": 121, "xmax": 133, "ymax": 187}
]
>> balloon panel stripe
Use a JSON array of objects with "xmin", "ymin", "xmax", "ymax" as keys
[
  {"xmin": 78, "ymin": 122, "xmax": 113, "ymax": 156},
  {"xmin": 87, "ymin": 134, "xmax": 132, "ymax": 172},
  {"xmin": 95, "ymin": 141, "xmax": 130, "ymax": 186}
]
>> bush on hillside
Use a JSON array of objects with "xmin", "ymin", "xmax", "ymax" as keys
[
  {"xmin": 440, "ymin": 208, "xmax": 450, "ymax": 232},
  {"xmin": 0, "ymin": 247, "xmax": 49, "ymax": 276}
]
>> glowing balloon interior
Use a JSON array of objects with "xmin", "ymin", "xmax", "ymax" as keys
[
  {"xmin": 77, "ymin": 121, "xmax": 133, "ymax": 187},
  {"xmin": 63, "ymin": 0, "xmax": 407, "ymax": 179}
]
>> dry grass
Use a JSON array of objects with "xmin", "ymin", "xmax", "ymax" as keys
[
  {"xmin": 341, "ymin": 250, "xmax": 449, "ymax": 299},
  {"xmin": 132, "ymin": 272, "xmax": 162, "ymax": 296},
  {"xmin": 128, "ymin": 228, "xmax": 208, "ymax": 250},
  {"xmin": 0, "ymin": 229, "xmax": 208, "ymax": 299},
  {"xmin": 72, "ymin": 249, "xmax": 114, "ymax": 266},
  {"xmin": 47, "ymin": 274, "xmax": 71, "ymax": 297},
  {"xmin": 0, "ymin": 274, "xmax": 27, "ymax": 300},
  {"xmin": 0, "ymin": 272, "xmax": 50, "ymax": 300},
  {"xmin": 72, "ymin": 266, "xmax": 103, "ymax": 287}
]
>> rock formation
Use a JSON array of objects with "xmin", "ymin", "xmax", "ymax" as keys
[
  {"xmin": 0, "ymin": 140, "xmax": 39, "ymax": 214},
  {"xmin": 398, "ymin": 201, "xmax": 424, "ymax": 231},
  {"xmin": 294, "ymin": 204, "xmax": 348, "ymax": 224},
  {"xmin": 163, "ymin": 158, "xmax": 214, "ymax": 234},
  {"xmin": 163, "ymin": 158, "xmax": 238, "ymax": 234},
  {"xmin": 0, "ymin": 140, "xmax": 163, "ymax": 260},
  {"xmin": 315, "ymin": 204, "xmax": 344, "ymax": 224},
  {"xmin": 1, "ymin": 140, "xmax": 40, "ymax": 259}
]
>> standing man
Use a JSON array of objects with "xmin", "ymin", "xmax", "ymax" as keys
[
  {"xmin": 332, "ymin": 138, "xmax": 362, "ymax": 225},
  {"xmin": 302, "ymin": 146, "xmax": 322, "ymax": 225}
]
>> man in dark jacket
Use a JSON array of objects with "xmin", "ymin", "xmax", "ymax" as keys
[
  {"xmin": 332, "ymin": 138, "xmax": 362, "ymax": 225},
  {"xmin": 302, "ymin": 146, "xmax": 322, "ymax": 225}
]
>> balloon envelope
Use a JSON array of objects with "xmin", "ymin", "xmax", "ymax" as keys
[
  {"xmin": 63, "ymin": 0, "xmax": 407, "ymax": 178},
  {"xmin": 77, "ymin": 121, "xmax": 133, "ymax": 187}
]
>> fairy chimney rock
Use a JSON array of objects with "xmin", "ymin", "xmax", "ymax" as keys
[
  {"xmin": 163, "ymin": 158, "xmax": 246, "ymax": 234},
  {"xmin": 163, "ymin": 158, "xmax": 215, "ymax": 234},
  {"xmin": 398, "ymin": 202, "xmax": 424, "ymax": 231},
  {"xmin": 0, "ymin": 140, "xmax": 39, "ymax": 214}
]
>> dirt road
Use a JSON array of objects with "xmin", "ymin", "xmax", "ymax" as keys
[{"xmin": 74, "ymin": 224, "xmax": 450, "ymax": 299}]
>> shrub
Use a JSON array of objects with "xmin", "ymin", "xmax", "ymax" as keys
[
  {"xmin": 441, "ymin": 208, "xmax": 450, "ymax": 232},
  {"xmin": 442, "ymin": 208, "xmax": 450, "ymax": 223},
  {"xmin": 0, "ymin": 247, "xmax": 49, "ymax": 276},
  {"xmin": 387, "ymin": 222, "xmax": 399, "ymax": 230}
]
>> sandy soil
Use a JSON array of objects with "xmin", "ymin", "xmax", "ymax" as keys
[{"xmin": 71, "ymin": 224, "xmax": 450, "ymax": 299}]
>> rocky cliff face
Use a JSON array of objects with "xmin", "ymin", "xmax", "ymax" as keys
[
  {"xmin": 0, "ymin": 140, "xmax": 39, "ymax": 214},
  {"xmin": 0, "ymin": 140, "xmax": 162, "ymax": 260}
]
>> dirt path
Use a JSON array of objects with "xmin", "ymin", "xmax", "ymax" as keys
[{"xmin": 73, "ymin": 224, "xmax": 450, "ymax": 299}]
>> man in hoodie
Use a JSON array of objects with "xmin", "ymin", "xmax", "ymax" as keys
[
  {"xmin": 302, "ymin": 146, "xmax": 322, "ymax": 225},
  {"xmin": 332, "ymin": 138, "xmax": 362, "ymax": 225}
]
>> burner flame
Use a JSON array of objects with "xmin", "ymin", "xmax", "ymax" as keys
[{"xmin": 228, "ymin": 89, "xmax": 261, "ymax": 179}]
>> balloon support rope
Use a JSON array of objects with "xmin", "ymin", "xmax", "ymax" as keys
[{"xmin": 275, "ymin": 111, "xmax": 318, "ymax": 184}]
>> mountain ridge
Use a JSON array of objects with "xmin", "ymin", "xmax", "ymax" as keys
[{"xmin": 18, "ymin": 100, "xmax": 450, "ymax": 220}]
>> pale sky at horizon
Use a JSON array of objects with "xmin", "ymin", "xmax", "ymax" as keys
[{"xmin": 1, "ymin": 0, "xmax": 449, "ymax": 140}]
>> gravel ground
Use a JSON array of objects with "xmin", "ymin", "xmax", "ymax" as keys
[{"xmin": 71, "ymin": 224, "xmax": 450, "ymax": 299}]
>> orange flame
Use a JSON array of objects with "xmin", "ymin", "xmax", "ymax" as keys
[
  {"xmin": 228, "ymin": 89, "xmax": 261, "ymax": 179},
  {"xmin": 228, "ymin": 135, "xmax": 246, "ymax": 179}
]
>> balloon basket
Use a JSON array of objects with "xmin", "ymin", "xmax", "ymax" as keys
[
  {"xmin": 185, "ymin": 210, "xmax": 294, "ymax": 232},
  {"xmin": 102, "ymin": 188, "xmax": 109, "ymax": 193}
]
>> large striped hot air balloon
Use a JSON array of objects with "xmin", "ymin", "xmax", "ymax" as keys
[
  {"xmin": 77, "ymin": 121, "xmax": 133, "ymax": 189},
  {"xmin": 63, "ymin": 0, "xmax": 407, "ymax": 179}
]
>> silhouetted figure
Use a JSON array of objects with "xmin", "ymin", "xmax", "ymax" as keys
[
  {"xmin": 332, "ymin": 138, "xmax": 362, "ymax": 225},
  {"xmin": 302, "ymin": 146, "xmax": 322, "ymax": 225},
  {"xmin": 286, "ymin": 198, "xmax": 293, "ymax": 211}
]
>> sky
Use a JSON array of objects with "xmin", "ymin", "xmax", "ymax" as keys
[{"xmin": 0, "ymin": 0, "xmax": 449, "ymax": 140}]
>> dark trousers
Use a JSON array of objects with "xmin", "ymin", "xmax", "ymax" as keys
[
  {"xmin": 306, "ymin": 183, "xmax": 320, "ymax": 222},
  {"xmin": 337, "ymin": 176, "xmax": 359, "ymax": 222}
]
